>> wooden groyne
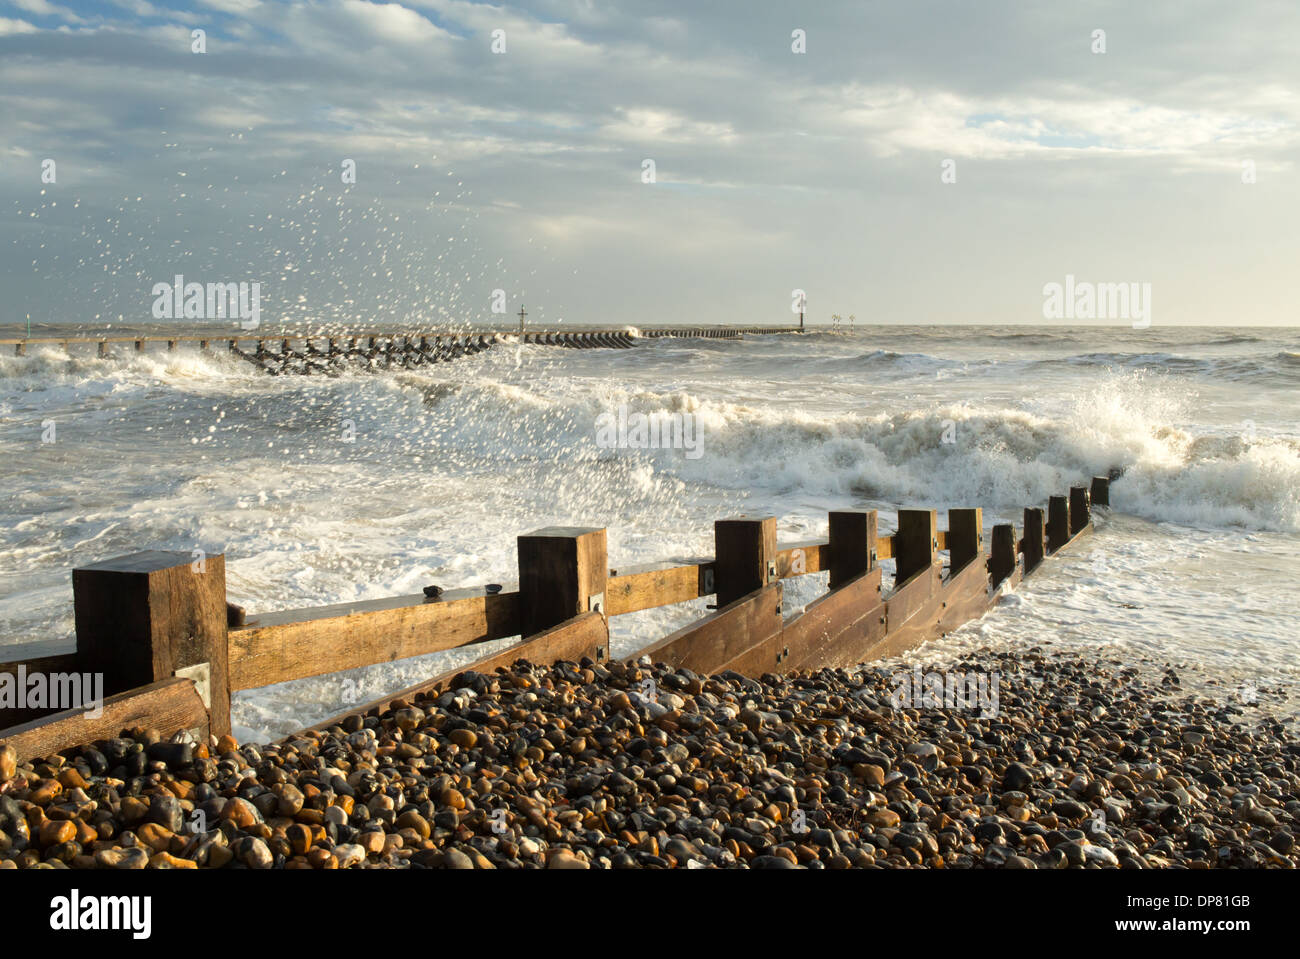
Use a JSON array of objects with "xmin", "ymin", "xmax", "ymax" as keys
[
  {"xmin": 0, "ymin": 477, "xmax": 1110, "ymax": 761},
  {"xmin": 0, "ymin": 325, "xmax": 803, "ymax": 375}
]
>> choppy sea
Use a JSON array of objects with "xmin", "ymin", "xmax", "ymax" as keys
[{"xmin": 2, "ymin": 324, "xmax": 1296, "ymax": 740}]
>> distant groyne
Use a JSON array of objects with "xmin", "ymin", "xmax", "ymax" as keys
[{"xmin": 0, "ymin": 325, "xmax": 804, "ymax": 375}]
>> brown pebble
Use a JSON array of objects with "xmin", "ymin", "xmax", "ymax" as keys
[{"xmin": 39, "ymin": 819, "xmax": 76, "ymax": 847}]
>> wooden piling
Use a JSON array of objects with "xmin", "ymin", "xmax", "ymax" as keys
[
  {"xmin": 828, "ymin": 509, "xmax": 877, "ymax": 589},
  {"xmin": 1070, "ymin": 486, "xmax": 1091, "ymax": 535},
  {"xmin": 1023, "ymin": 507, "xmax": 1046, "ymax": 573},
  {"xmin": 72, "ymin": 550, "xmax": 231, "ymax": 738},
  {"xmin": 990, "ymin": 524, "xmax": 1016, "ymax": 588},
  {"xmin": 1047, "ymin": 495, "xmax": 1071, "ymax": 552},
  {"xmin": 894, "ymin": 509, "xmax": 937, "ymax": 585},
  {"xmin": 516, "ymin": 528, "xmax": 608, "ymax": 651},
  {"xmin": 947, "ymin": 508, "xmax": 982, "ymax": 574},
  {"xmin": 714, "ymin": 517, "xmax": 777, "ymax": 608},
  {"xmin": 1090, "ymin": 476, "xmax": 1110, "ymax": 507}
]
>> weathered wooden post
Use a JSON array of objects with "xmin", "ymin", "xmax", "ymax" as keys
[
  {"xmin": 894, "ymin": 509, "xmax": 937, "ymax": 584},
  {"xmin": 72, "ymin": 550, "xmax": 231, "ymax": 738},
  {"xmin": 98, "ymin": 340, "xmax": 109, "ymax": 358},
  {"xmin": 714, "ymin": 516, "xmax": 777, "ymax": 608},
  {"xmin": 1023, "ymin": 507, "xmax": 1046, "ymax": 573},
  {"xmin": 1090, "ymin": 476, "xmax": 1110, "ymax": 507},
  {"xmin": 1070, "ymin": 486, "xmax": 1091, "ymax": 535},
  {"xmin": 947, "ymin": 508, "xmax": 982, "ymax": 573},
  {"xmin": 989, "ymin": 525, "xmax": 1017, "ymax": 588},
  {"xmin": 1047, "ymin": 495, "xmax": 1071, "ymax": 552},
  {"xmin": 828, "ymin": 509, "xmax": 877, "ymax": 589},
  {"xmin": 15, "ymin": 342, "xmax": 25, "ymax": 357},
  {"xmin": 517, "ymin": 527, "xmax": 608, "ymax": 643}
]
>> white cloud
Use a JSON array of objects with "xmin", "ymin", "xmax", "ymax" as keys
[
  {"xmin": 0, "ymin": 16, "xmax": 39, "ymax": 35},
  {"xmin": 8, "ymin": 0, "xmax": 82, "ymax": 21}
]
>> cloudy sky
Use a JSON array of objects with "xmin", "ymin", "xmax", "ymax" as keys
[{"xmin": 1, "ymin": 0, "xmax": 1296, "ymax": 328}]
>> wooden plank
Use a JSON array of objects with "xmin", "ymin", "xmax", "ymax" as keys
[
  {"xmin": 886, "ymin": 563, "xmax": 941, "ymax": 630},
  {"xmin": 894, "ymin": 509, "xmax": 937, "ymax": 585},
  {"xmin": 828, "ymin": 510, "xmax": 877, "ymax": 589},
  {"xmin": 228, "ymin": 590, "xmax": 521, "ymax": 691},
  {"xmin": 1023, "ymin": 507, "xmax": 1046, "ymax": 573},
  {"xmin": 714, "ymin": 517, "xmax": 776, "ymax": 608},
  {"xmin": 0, "ymin": 677, "xmax": 207, "ymax": 763},
  {"xmin": 876, "ymin": 534, "xmax": 894, "ymax": 561},
  {"xmin": 73, "ymin": 550, "xmax": 230, "ymax": 737},
  {"xmin": 606, "ymin": 563, "xmax": 705, "ymax": 615},
  {"xmin": 1052, "ymin": 521, "xmax": 1094, "ymax": 557},
  {"xmin": 715, "ymin": 628, "xmax": 788, "ymax": 678},
  {"xmin": 305, "ymin": 612, "xmax": 608, "ymax": 732},
  {"xmin": 781, "ymin": 568, "xmax": 887, "ymax": 671},
  {"xmin": 947, "ymin": 508, "xmax": 982, "ymax": 574},
  {"xmin": 606, "ymin": 541, "xmax": 822, "ymax": 617},
  {"xmin": 517, "ymin": 527, "xmax": 607, "ymax": 636},
  {"xmin": 936, "ymin": 556, "xmax": 994, "ymax": 635},
  {"xmin": 775, "ymin": 540, "xmax": 828, "ymax": 578},
  {"xmin": 635, "ymin": 583, "xmax": 783, "ymax": 675}
]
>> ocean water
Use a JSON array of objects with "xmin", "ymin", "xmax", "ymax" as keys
[{"xmin": 1, "ymin": 325, "xmax": 1297, "ymax": 741}]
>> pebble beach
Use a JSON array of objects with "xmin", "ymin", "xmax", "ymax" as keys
[{"xmin": 1, "ymin": 649, "xmax": 1296, "ymax": 869}]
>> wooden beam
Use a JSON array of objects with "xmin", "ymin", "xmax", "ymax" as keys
[
  {"xmin": 635, "ymin": 583, "xmax": 783, "ymax": 674},
  {"xmin": 876, "ymin": 535, "xmax": 894, "ymax": 561},
  {"xmin": 606, "ymin": 562, "xmax": 707, "ymax": 615},
  {"xmin": 781, "ymin": 568, "xmax": 886, "ymax": 671},
  {"xmin": 1047, "ymin": 495, "xmax": 1071, "ymax": 552},
  {"xmin": 517, "ymin": 527, "xmax": 607, "ymax": 640},
  {"xmin": 72, "ymin": 550, "xmax": 230, "ymax": 737},
  {"xmin": 713, "ymin": 516, "xmax": 776, "ymax": 608},
  {"xmin": 989, "ymin": 524, "xmax": 1017, "ymax": 588},
  {"xmin": 775, "ymin": 540, "xmax": 828, "ymax": 578},
  {"xmin": 228, "ymin": 589, "xmax": 521, "ymax": 691},
  {"xmin": 1023, "ymin": 507, "xmax": 1046, "ymax": 573},
  {"xmin": 0, "ymin": 677, "xmax": 207, "ymax": 763},
  {"xmin": 886, "ymin": 561, "xmax": 941, "ymax": 629},
  {"xmin": 947, "ymin": 508, "xmax": 982, "ymax": 574},
  {"xmin": 893, "ymin": 509, "xmax": 937, "ymax": 586},
  {"xmin": 1090, "ymin": 475, "xmax": 1110, "ymax": 507},
  {"xmin": 937, "ymin": 555, "xmax": 995, "ymax": 635},
  {"xmin": 828, "ymin": 509, "xmax": 877, "ymax": 589},
  {"xmin": 1070, "ymin": 486, "xmax": 1091, "ymax": 535}
]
